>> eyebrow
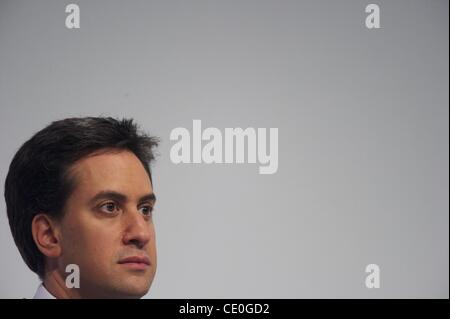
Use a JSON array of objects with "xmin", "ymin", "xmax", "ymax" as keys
[{"xmin": 88, "ymin": 190, "xmax": 156, "ymax": 206}]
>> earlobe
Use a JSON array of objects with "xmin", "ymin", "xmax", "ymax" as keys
[{"xmin": 31, "ymin": 214, "xmax": 62, "ymax": 258}]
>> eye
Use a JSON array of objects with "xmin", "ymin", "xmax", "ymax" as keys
[
  {"xmin": 99, "ymin": 202, "xmax": 120, "ymax": 214},
  {"xmin": 139, "ymin": 205, "xmax": 153, "ymax": 217}
]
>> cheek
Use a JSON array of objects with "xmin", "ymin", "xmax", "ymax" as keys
[
  {"xmin": 60, "ymin": 213, "xmax": 119, "ymax": 265},
  {"xmin": 88, "ymin": 231, "xmax": 119, "ymax": 259},
  {"xmin": 148, "ymin": 225, "xmax": 157, "ymax": 258}
]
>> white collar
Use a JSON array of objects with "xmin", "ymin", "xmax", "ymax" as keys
[{"xmin": 33, "ymin": 283, "xmax": 56, "ymax": 299}]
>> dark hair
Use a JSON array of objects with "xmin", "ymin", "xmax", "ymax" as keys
[{"xmin": 4, "ymin": 117, "xmax": 159, "ymax": 279}]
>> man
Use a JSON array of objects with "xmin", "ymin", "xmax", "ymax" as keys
[{"xmin": 4, "ymin": 117, "xmax": 159, "ymax": 299}]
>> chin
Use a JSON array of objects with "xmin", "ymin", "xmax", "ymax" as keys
[
  {"xmin": 93, "ymin": 283, "xmax": 149, "ymax": 299},
  {"xmin": 115, "ymin": 285, "xmax": 150, "ymax": 299},
  {"xmin": 112, "ymin": 275, "xmax": 153, "ymax": 298}
]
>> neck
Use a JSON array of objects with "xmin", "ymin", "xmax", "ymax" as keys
[{"xmin": 43, "ymin": 270, "xmax": 81, "ymax": 299}]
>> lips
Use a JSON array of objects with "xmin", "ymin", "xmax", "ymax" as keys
[{"xmin": 118, "ymin": 256, "xmax": 151, "ymax": 268}]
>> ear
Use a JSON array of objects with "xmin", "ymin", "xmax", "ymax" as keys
[{"xmin": 31, "ymin": 214, "xmax": 62, "ymax": 258}]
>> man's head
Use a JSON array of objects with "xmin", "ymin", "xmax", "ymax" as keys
[{"xmin": 4, "ymin": 117, "xmax": 159, "ymax": 298}]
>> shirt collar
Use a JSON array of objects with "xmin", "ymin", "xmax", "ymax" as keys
[{"xmin": 33, "ymin": 283, "xmax": 56, "ymax": 299}]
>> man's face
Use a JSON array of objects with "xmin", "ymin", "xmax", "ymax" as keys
[{"xmin": 56, "ymin": 149, "xmax": 157, "ymax": 298}]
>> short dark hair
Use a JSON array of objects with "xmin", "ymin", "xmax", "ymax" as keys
[{"xmin": 4, "ymin": 117, "xmax": 159, "ymax": 279}]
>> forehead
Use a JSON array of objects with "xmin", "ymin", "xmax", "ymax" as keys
[{"xmin": 68, "ymin": 150, "xmax": 153, "ymax": 198}]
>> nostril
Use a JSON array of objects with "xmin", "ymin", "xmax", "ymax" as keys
[{"xmin": 128, "ymin": 238, "xmax": 145, "ymax": 249}]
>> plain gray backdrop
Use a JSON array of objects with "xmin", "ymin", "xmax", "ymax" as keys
[{"xmin": 0, "ymin": 0, "xmax": 448, "ymax": 298}]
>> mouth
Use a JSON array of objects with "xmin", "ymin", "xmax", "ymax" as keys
[{"xmin": 118, "ymin": 256, "xmax": 151, "ymax": 270}]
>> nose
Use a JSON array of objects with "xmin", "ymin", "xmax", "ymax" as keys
[{"xmin": 122, "ymin": 208, "xmax": 152, "ymax": 249}]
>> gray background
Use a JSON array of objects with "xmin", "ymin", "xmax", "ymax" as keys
[{"xmin": 0, "ymin": 0, "xmax": 448, "ymax": 298}]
